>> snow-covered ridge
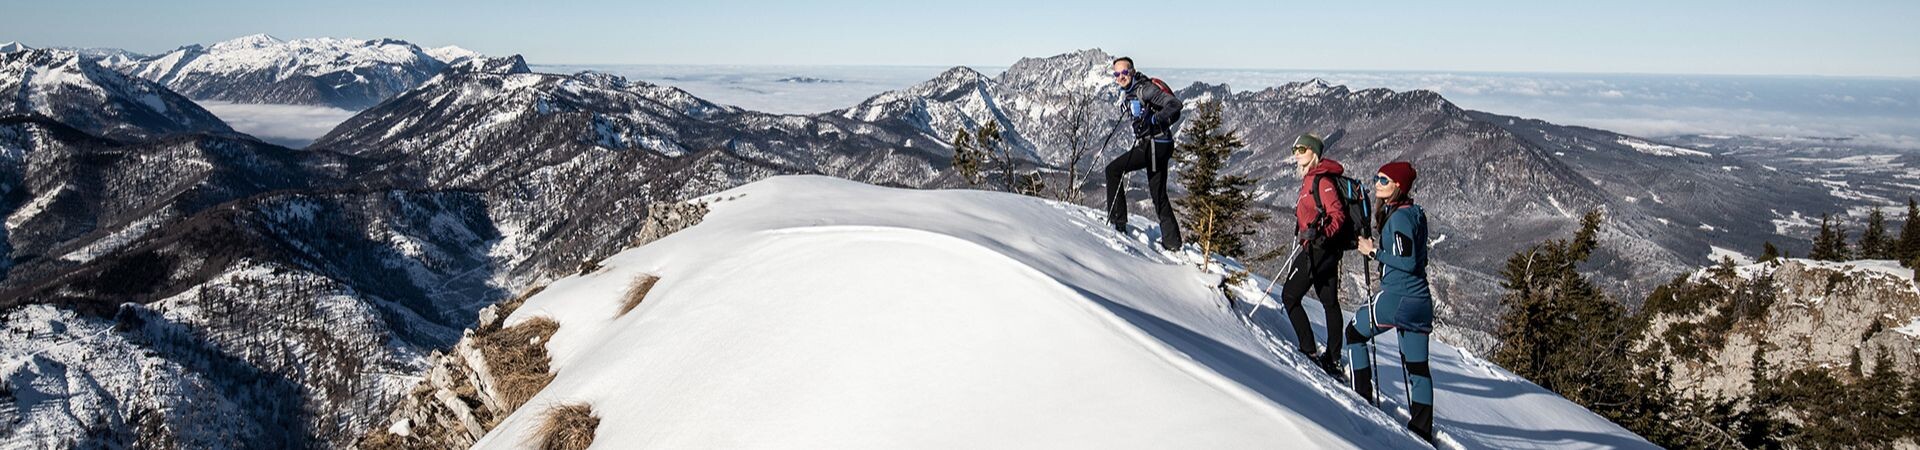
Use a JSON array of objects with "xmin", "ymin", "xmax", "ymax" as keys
[
  {"xmin": 426, "ymin": 45, "xmax": 482, "ymax": 65},
  {"xmin": 115, "ymin": 34, "xmax": 484, "ymax": 109},
  {"xmin": 1615, "ymin": 137, "xmax": 1711, "ymax": 157},
  {"xmin": 471, "ymin": 175, "xmax": 1651, "ymax": 449},
  {"xmin": 1, "ymin": 48, "xmax": 233, "ymax": 140},
  {"xmin": 154, "ymin": 33, "xmax": 435, "ymax": 80}
]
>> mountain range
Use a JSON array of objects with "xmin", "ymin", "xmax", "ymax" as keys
[
  {"xmin": 102, "ymin": 34, "xmax": 479, "ymax": 110},
  {"xmin": 0, "ymin": 37, "xmax": 1909, "ymax": 448}
]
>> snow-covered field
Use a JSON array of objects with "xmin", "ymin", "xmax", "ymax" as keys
[
  {"xmin": 1708, "ymin": 245, "xmax": 1755, "ymax": 265},
  {"xmin": 469, "ymin": 175, "xmax": 1653, "ymax": 449}
]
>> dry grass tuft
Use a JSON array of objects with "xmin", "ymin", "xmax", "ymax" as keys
[
  {"xmin": 476, "ymin": 316, "xmax": 560, "ymax": 410},
  {"xmin": 532, "ymin": 403, "xmax": 600, "ymax": 450},
  {"xmin": 618, "ymin": 274, "xmax": 660, "ymax": 316}
]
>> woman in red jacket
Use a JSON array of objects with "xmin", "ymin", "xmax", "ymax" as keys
[{"xmin": 1279, "ymin": 133, "xmax": 1347, "ymax": 376}]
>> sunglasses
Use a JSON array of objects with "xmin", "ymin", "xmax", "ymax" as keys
[
  {"xmin": 1376, "ymin": 175, "xmax": 1393, "ymax": 185},
  {"xmin": 1292, "ymin": 145, "xmax": 1312, "ymax": 154},
  {"xmin": 1111, "ymin": 69, "xmax": 1133, "ymax": 77}
]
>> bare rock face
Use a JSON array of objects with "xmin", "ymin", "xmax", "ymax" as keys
[
  {"xmin": 632, "ymin": 199, "xmax": 711, "ymax": 248},
  {"xmin": 361, "ymin": 301, "xmax": 522, "ymax": 450},
  {"xmin": 1642, "ymin": 259, "xmax": 1920, "ymax": 399}
]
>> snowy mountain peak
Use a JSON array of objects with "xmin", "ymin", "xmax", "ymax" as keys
[
  {"xmin": 426, "ymin": 45, "xmax": 482, "ymax": 64},
  {"xmin": 1006, "ymin": 47, "xmax": 1113, "ymax": 73},
  {"xmin": 1, "ymin": 48, "xmax": 233, "ymax": 140},
  {"xmin": 113, "ymin": 34, "xmax": 484, "ymax": 109},
  {"xmin": 999, "ymin": 47, "xmax": 1117, "ymax": 90},
  {"xmin": 569, "ymin": 69, "xmax": 644, "ymax": 89},
  {"xmin": 930, "ymin": 65, "xmax": 990, "ymax": 87},
  {"xmin": 0, "ymin": 41, "xmax": 29, "ymax": 53},
  {"xmin": 447, "ymin": 54, "xmax": 530, "ymax": 75},
  {"xmin": 1277, "ymin": 77, "xmax": 1342, "ymax": 97},
  {"xmin": 455, "ymin": 175, "xmax": 1654, "ymax": 449},
  {"xmin": 212, "ymin": 33, "xmax": 284, "ymax": 49}
]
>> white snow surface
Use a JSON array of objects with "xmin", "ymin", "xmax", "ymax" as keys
[
  {"xmin": 424, "ymin": 45, "xmax": 481, "ymax": 64},
  {"xmin": 1797, "ymin": 259, "xmax": 1918, "ymax": 290},
  {"xmin": 1896, "ymin": 317, "xmax": 1920, "ymax": 339},
  {"xmin": 478, "ymin": 175, "xmax": 1653, "ymax": 449},
  {"xmin": 1615, "ymin": 138, "xmax": 1711, "ymax": 157},
  {"xmin": 1708, "ymin": 246, "xmax": 1754, "ymax": 265}
]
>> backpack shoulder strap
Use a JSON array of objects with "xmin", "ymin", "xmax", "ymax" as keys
[{"xmin": 1310, "ymin": 173, "xmax": 1333, "ymax": 224}]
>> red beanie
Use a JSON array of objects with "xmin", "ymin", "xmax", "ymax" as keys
[{"xmin": 1378, "ymin": 161, "xmax": 1417, "ymax": 189}]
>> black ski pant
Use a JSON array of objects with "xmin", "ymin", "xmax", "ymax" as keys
[
  {"xmin": 1104, "ymin": 138, "xmax": 1182, "ymax": 249},
  {"xmin": 1280, "ymin": 244, "xmax": 1344, "ymax": 357}
]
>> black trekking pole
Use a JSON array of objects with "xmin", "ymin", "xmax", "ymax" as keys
[
  {"xmin": 1253, "ymin": 242, "xmax": 1306, "ymax": 320},
  {"xmin": 1098, "ymin": 120, "xmax": 1125, "ymax": 227},
  {"xmin": 1402, "ymin": 336, "xmax": 1414, "ymax": 417},
  {"xmin": 1097, "ymin": 118, "xmax": 1126, "ymax": 151},
  {"xmin": 1367, "ymin": 262, "xmax": 1381, "ymax": 407}
]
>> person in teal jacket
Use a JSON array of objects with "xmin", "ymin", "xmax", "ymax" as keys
[{"xmin": 1344, "ymin": 161, "xmax": 1435, "ymax": 442}]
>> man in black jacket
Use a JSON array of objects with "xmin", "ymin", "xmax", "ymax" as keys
[{"xmin": 1103, "ymin": 56, "xmax": 1184, "ymax": 251}]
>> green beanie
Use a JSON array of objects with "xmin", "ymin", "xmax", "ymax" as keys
[{"xmin": 1294, "ymin": 133, "xmax": 1325, "ymax": 155}]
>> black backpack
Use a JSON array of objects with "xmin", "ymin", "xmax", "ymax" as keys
[
  {"xmin": 1128, "ymin": 75, "xmax": 1182, "ymax": 127},
  {"xmin": 1310, "ymin": 174, "xmax": 1375, "ymax": 251},
  {"xmin": 1144, "ymin": 77, "xmax": 1181, "ymax": 124}
]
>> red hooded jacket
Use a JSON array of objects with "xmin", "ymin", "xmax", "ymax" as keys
[{"xmin": 1295, "ymin": 158, "xmax": 1346, "ymax": 242}]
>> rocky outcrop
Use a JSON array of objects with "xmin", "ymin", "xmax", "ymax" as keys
[
  {"xmin": 359, "ymin": 198, "xmax": 710, "ymax": 449},
  {"xmin": 359, "ymin": 286, "xmax": 553, "ymax": 450},
  {"xmin": 1642, "ymin": 259, "xmax": 1920, "ymax": 399}
]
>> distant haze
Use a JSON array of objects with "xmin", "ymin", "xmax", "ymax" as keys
[
  {"xmin": 7, "ymin": 0, "xmax": 1919, "ymax": 77},
  {"xmin": 537, "ymin": 64, "xmax": 1920, "ymax": 148}
]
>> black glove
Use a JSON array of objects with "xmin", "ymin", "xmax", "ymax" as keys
[{"xmin": 1306, "ymin": 221, "xmax": 1328, "ymax": 247}]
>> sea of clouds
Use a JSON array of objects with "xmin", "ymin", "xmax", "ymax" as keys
[
  {"xmin": 542, "ymin": 64, "xmax": 1920, "ymax": 149},
  {"xmin": 197, "ymin": 64, "xmax": 1920, "ymax": 151}
]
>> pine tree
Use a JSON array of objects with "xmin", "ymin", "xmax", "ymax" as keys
[
  {"xmin": 1759, "ymin": 241, "xmax": 1780, "ymax": 263},
  {"xmin": 1173, "ymin": 100, "xmax": 1269, "ymax": 261},
  {"xmin": 1907, "ymin": 372, "xmax": 1920, "ymax": 440},
  {"xmin": 1859, "ymin": 207, "xmax": 1892, "ymax": 259},
  {"xmin": 950, "ymin": 127, "xmax": 982, "ymax": 185},
  {"xmin": 1493, "ymin": 211, "xmax": 1647, "ymax": 422},
  {"xmin": 1809, "ymin": 213, "xmax": 1850, "ymax": 261},
  {"xmin": 1740, "ymin": 343, "xmax": 1790, "ymax": 447},
  {"xmin": 1900, "ymin": 197, "xmax": 1920, "ymax": 266},
  {"xmin": 1013, "ymin": 171, "xmax": 1046, "ymax": 197},
  {"xmin": 948, "ymin": 122, "xmax": 1011, "ymax": 189},
  {"xmin": 1853, "ymin": 350, "xmax": 1907, "ymax": 443},
  {"xmin": 975, "ymin": 120, "xmax": 1014, "ymax": 189}
]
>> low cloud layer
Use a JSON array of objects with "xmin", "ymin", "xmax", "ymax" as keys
[
  {"xmin": 199, "ymin": 101, "xmax": 358, "ymax": 148},
  {"xmin": 197, "ymin": 67, "xmax": 1920, "ymax": 151},
  {"xmin": 1157, "ymin": 69, "xmax": 1920, "ymax": 149}
]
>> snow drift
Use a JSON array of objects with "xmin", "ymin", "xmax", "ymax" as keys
[{"xmin": 465, "ymin": 175, "xmax": 1653, "ymax": 449}]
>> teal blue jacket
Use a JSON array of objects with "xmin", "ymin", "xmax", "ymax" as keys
[{"xmin": 1375, "ymin": 203, "xmax": 1434, "ymax": 332}]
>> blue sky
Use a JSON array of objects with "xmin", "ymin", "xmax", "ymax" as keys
[{"xmin": 7, "ymin": 0, "xmax": 1918, "ymax": 77}]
